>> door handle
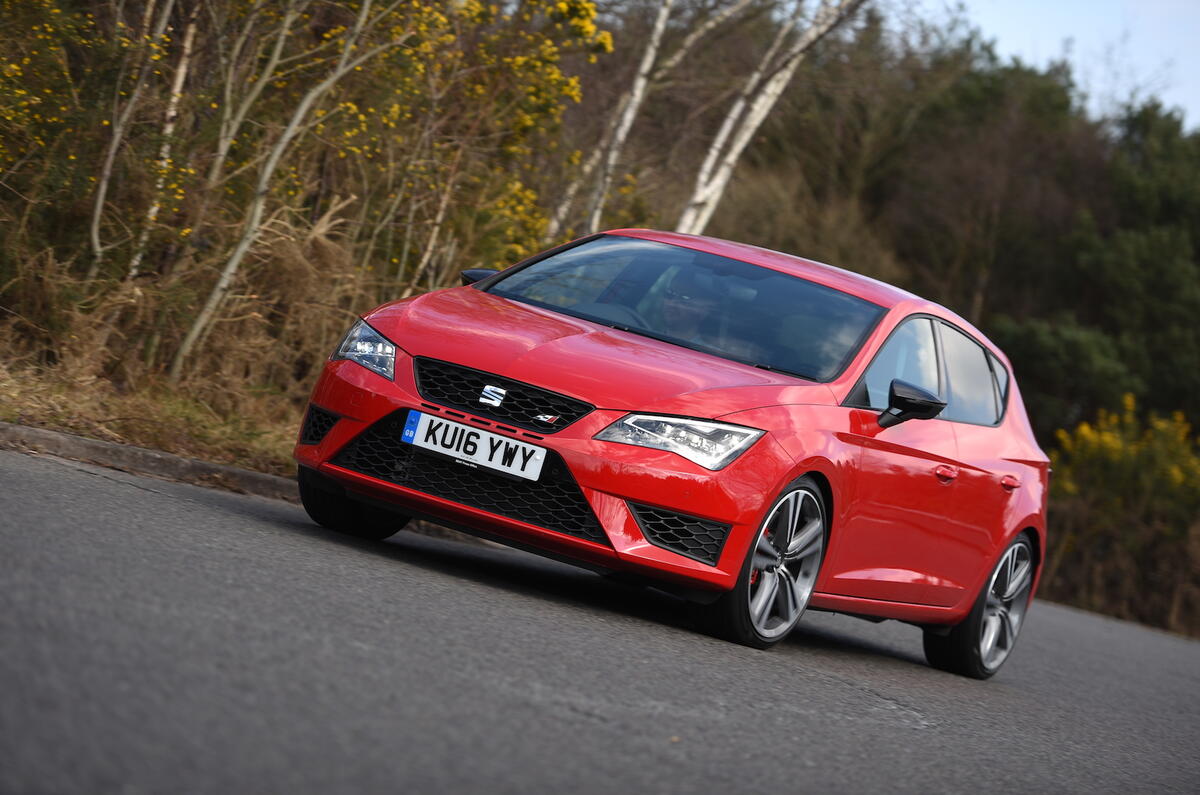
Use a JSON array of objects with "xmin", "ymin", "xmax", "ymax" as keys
[
  {"xmin": 934, "ymin": 464, "xmax": 958, "ymax": 482},
  {"xmin": 1000, "ymin": 475, "xmax": 1021, "ymax": 491}
]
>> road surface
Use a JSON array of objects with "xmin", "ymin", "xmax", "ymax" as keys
[{"xmin": 2, "ymin": 450, "xmax": 1197, "ymax": 792}]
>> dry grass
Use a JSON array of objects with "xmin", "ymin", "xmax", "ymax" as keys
[{"xmin": 0, "ymin": 362, "xmax": 298, "ymax": 477}]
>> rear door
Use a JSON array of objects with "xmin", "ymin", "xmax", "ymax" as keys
[{"xmin": 935, "ymin": 323, "xmax": 1020, "ymax": 602}]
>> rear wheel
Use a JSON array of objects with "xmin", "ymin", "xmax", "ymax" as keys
[
  {"xmin": 705, "ymin": 476, "xmax": 827, "ymax": 649},
  {"xmin": 923, "ymin": 533, "xmax": 1035, "ymax": 679},
  {"xmin": 297, "ymin": 467, "xmax": 410, "ymax": 541}
]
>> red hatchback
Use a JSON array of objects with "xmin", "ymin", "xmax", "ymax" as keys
[{"xmin": 295, "ymin": 230, "xmax": 1048, "ymax": 678}]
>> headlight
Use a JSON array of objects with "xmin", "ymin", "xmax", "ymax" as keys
[
  {"xmin": 594, "ymin": 414, "xmax": 764, "ymax": 470},
  {"xmin": 332, "ymin": 319, "xmax": 396, "ymax": 379}
]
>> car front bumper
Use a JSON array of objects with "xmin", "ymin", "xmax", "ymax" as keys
[{"xmin": 293, "ymin": 357, "xmax": 797, "ymax": 592}]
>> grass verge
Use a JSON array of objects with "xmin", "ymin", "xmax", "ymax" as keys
[{"xmin": 0, "ymin": 363, "xmax": 297, "ymax": 478}]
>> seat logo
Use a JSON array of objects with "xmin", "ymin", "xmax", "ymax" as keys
[{"xmin": 479, "ymin": 384, "xmax": 507, "ymax": 407}]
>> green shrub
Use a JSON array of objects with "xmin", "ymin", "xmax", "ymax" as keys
[{"xmin": 1044, "ymin": 395, "xmax": 1200, "ymax": 635}]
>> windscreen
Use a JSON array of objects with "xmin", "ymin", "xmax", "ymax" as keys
[{"xmin": 486, "ymin": 236, "xmax": 885, "ymax": 382}]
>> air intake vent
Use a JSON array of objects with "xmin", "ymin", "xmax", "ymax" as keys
[
  {"xmin": 300, "ymin": 405, "xmax": 339, "ymax": 445},
  {"xmin": 629, "ymin": 503, "xmax": 732, "ymax": 565}
]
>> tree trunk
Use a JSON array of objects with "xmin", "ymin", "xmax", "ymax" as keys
[
  {"xmin": 675, "ymin": 0, "xmax": 865, "ymax": 235},
  {"xmin": 184, "ymin": 0, "xmax": 302, "ymax": 244},
  {"xmin": 543, "ymin": 145, "xmax": 604, "ymax": 244},
  {"xmin": 542, "ymin": 0, "xmax": 754, "ymax": 243},
  {"xmin": 582, "ymin": 0, "xmax": 674, "ymax": 233},
  {"xmin": 127, "ymin": 4, "xmax": 200, "ymax": 280},
  {"xmin": 680, "ymin": 2, "xmax": 799, "ymax": 225},
  {"xmin": 86, "ymin": 0, "xmax": 178, "ymax": 280},
  {"xmin": 401, "ymin": 144, "xmax": 465, "ymax": 299}
]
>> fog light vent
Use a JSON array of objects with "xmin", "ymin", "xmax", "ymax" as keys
[
  {"xmin": 628, "ymin": 503, "xmax": 731, "ymax": 566},
  {"xmin": 300, "ymin": 405, "xmax": 339, "ymax": 445}
]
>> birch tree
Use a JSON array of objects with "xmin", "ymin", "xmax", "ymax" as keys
[
  {"xmin": 544, "ymin": 0, "xmax": 755, "ymax": 241},
  {"xmin": 86, "ymin": 0, "xmax": 178, "ymax": 279},
  {"xmin": 675, "ymin": 0, "xmax": 866, "ymax": 235},
  {"xmin": 169, "ymin": 0, "xmax": 412, "ymax": 381},
  {"xmin": 580, "ymin": 0, "xmax": 674, "ymax": 234},
  {"xmin": 127, "ymin": 3, "xmax": 200, "ymax": 280},
  {"xmin": 202, "ymin": 1, "xmax": 312, "ymax": 194},
  {"xmin": 169, "ymin": 0, "xmax": 319, "ymax": 258}
]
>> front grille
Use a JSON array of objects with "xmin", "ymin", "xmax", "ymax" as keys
[
  {"xmin": 332, "ymin": 410, "xmax": 608, "ymax": 546},
  {"xmin": 629, "ymin": 503, "xmax": 731, "ymax": 565},
  {"xmin": 413, "ymin": 357, "xmax": 593, "ymax": 432},
  {"xmin": 300, "ymin": 404, "xmax": 339, "ymax": 445}
]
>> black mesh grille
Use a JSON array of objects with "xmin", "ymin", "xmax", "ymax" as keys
[
  {"xmin": 332, "ymin": 410, "xmax": 607, "ymax": 546},
  {"xmin": 413, "ymin": 357, "xmax": 592, "ymax": 432},
  {"xmin": 629, "ymin": 503, "xmax": 731, "ymax": 565},
  {"xmin": 300, "ymin": 404, "xmax": 339, "ymax": 445}
]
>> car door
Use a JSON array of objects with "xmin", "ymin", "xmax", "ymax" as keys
[
  {"xmin": 826, "ymin": 316, "xmax": 971, "ymax": 605},
  {"xmin": 932, "ymin": 322, "xmax": 1016, "ymax": 603}
]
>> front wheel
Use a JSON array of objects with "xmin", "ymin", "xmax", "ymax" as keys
[
  {"xmin": 923, "ymin": 533, "xmax": 1035, "ymax": 679},
  {"xmin": 298, "ymin": 467, "xmax": 410, "ymax": 541},
  {"xmin": 704, "ymin": 476, "xmax": 827, "ymax": 649}
]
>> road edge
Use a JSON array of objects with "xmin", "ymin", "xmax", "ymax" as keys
[
  {"xmin": 0, "ymin": 421, "xmax": 298, "ymax": 502},
  {"xmin": 0, "ymin": 421, "xmax": 493, "ymax": 547}
]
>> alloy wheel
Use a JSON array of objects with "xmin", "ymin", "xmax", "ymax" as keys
[
  {"xmin": 746, "ymin": 486, "xmax": 825, "ymax": 640},
  {"xmin": 979, "ymin": 538, "xmax": 1033, "ymax": 672}
]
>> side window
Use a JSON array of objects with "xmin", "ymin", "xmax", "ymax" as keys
[
  {"xmin": 861, "ymin": 318, "xmax": 940, "ymax": 409},
  {"xmin": 989, "ymin": 352, "xmax": 1010, "ymax": 411},
  {"xmin": 941, "ymin": 324, "xmax": 1000, "ymax": 425}
]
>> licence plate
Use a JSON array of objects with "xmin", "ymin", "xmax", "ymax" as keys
[{"xmin": 400, "ymin": 411, "xmax": 547, "ymax": 481}]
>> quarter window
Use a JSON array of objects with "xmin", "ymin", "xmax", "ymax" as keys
[
  {"xmin": 990, "ymin": 352, "xmax": 1010, "ymax": 410},
  {"xmin": 941, "ymin": 324, "xmax": 1000, "ymax": 425},
  {"xmin": 861, "ymin": 318, "xmax": 940, "ymax": 409}
]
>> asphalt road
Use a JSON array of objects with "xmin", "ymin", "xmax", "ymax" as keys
[{"xmin": 2, "ymin": 450, "xmax": 1198, "ymax": 794}]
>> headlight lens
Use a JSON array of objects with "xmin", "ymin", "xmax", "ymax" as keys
[
  {"xmin": 332, "ymin": 319, "xmax": 396, "ymax": 379},
  {"xmin": 594, "ymin": 414, "xmax": 764, "ymax": 470}
]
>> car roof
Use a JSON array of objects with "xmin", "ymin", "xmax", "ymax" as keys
[{"xmin": 606, "ymin": 228, "xmax": 920, "ymax": 310}]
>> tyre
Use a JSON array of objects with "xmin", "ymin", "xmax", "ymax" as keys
[
  {"xmin": 704, "ymin": 476, "xmax": 827, "ymax": 649},
  {"xmin": 923, "ymin": 532, "xmax": 1035, "ymax": 679},
  {"xmin": 297, "ymin": 467, "xmax": 410, "ymax": 541}
]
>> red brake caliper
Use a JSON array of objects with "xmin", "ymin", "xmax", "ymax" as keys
[{"xmin": 749, "ymin": 526, "xmax": 770, "ymax": 585}]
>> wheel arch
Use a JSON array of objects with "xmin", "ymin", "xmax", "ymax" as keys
[
  {"xmin": 1006, "ymin": 507, "xmax": 1046, "ymax": 569},
  {"xmin": 1017, "ymin": 523, "xmax": 1046, "ymax": 600},
  {"xmin": 1021, "ymin": 525, "xmax": 1043, "ymax": 567},
  {"xmin": 780, "ymin": 462, "xmax": 843, "ymax": 567},
  {"xmin": 803, "ymin": 469, "xmax": 835, "ymax": 535}
]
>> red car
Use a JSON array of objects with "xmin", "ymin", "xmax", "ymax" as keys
[{"xmin": 295, "ymin": 229, "xmax": 1048, "ymax": 678}]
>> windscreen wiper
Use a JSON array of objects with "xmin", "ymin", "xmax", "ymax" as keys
[{"xmin": 751, "ymin": 362, "xmax": 815, "ymax": 381}]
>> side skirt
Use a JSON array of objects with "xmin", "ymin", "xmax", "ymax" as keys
[{"xmin": 809, "ymin": 591, "xmax": 972, "ymax": 626}]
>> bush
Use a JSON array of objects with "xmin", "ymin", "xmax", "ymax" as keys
[{"xmin": 1043, "ymin": 395, "xmax": 1200, "ymax": 636}]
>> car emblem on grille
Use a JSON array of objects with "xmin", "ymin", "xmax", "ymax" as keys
[
  {"xmin": 479, "ymin": 384, "xmax": 507, "ymax": 407},
  {"xmin": 535, "ymin": 414, "xmax": 560, "ymax": 425}
]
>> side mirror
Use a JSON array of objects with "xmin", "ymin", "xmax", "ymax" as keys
[
  {"xmin": 877, "ymin": 379, "xmax": 946, "ymax": 428},
  {"xmin": 460, "ymin": 268, "xmax": 496, "ymax": 286}
]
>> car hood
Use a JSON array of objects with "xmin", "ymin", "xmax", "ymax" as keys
[{"xmin": 365, "ymin": 288, "xmax": 838, "ymax": 417}]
